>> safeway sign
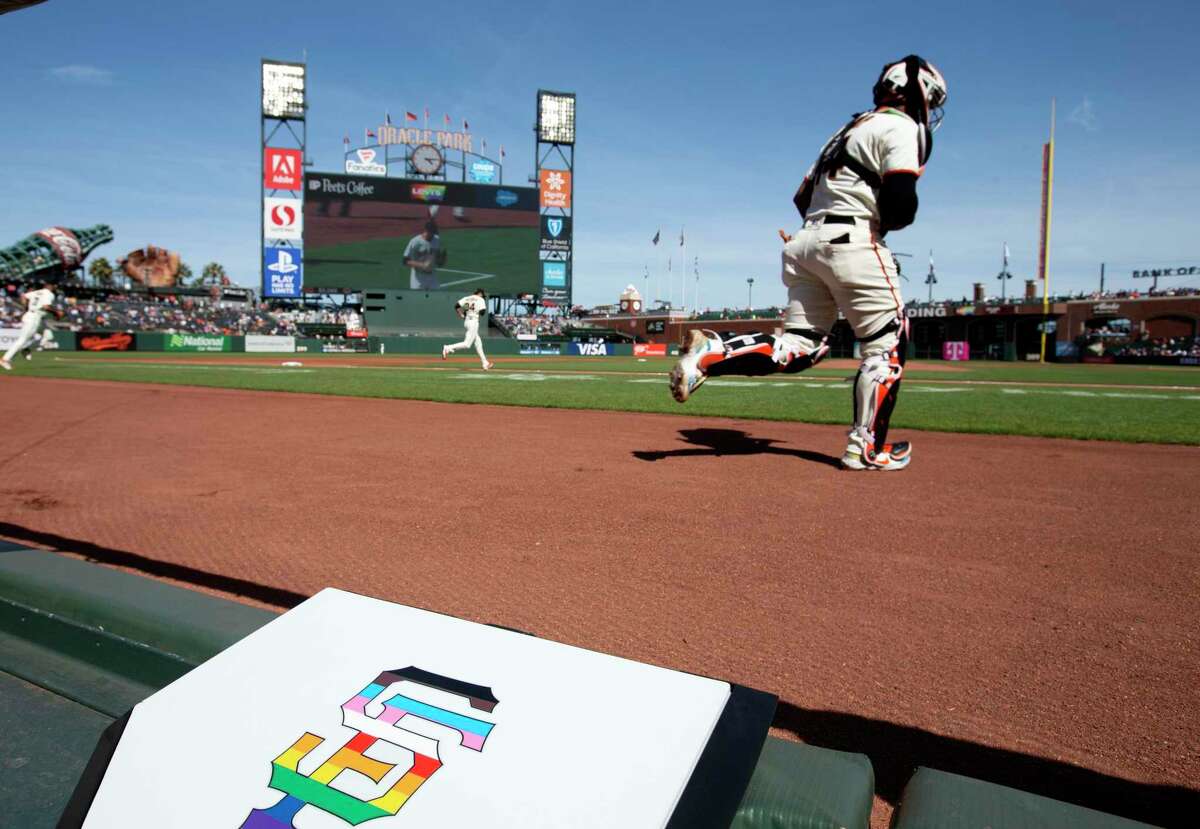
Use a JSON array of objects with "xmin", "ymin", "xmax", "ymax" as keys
[
  {"xmin": 264, "ymin": 148, "xmax": 303, "ymax": 190},
  {"xmin": 264, "ymin": 197, "xmax": 303, "ymax": 241}
]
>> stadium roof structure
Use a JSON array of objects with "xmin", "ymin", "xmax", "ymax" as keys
[{"xmin": 0, "ymin": 0, "xmax": 47, "ymax": 15}]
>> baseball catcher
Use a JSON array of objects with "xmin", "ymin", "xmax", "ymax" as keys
[{"xmin": 669, "ymin": 55, "xmax": 947, "ymax": 471}]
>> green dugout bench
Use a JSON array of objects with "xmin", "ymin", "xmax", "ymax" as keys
[{"xmin": 0, "ymin": 544, "xmax": 1162, "ymax": 828}]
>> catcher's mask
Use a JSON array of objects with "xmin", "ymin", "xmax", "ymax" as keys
[{"xmin": 873, "ymin": 55, "xmax": 947, "ymax": 164}]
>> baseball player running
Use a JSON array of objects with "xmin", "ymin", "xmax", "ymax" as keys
[
  {"xmin": 442, "ymin": 288, "xmax": 493, "ymax": 369},
  {"xmin": 669, "ymin": 55, "xmax": 947, "ymax": 471},
  {"xmin": 2, "ymin": 280, "xmax": 62, "ymax": 370}
]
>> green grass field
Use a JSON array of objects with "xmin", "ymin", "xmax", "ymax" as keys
[
  {"xmin": 9, "ymin": 353, "xmax": 1200, "ymax": 445},
  {"xmin": 306, "ymin": 226, "xmax": 539, "ymax": 293}
]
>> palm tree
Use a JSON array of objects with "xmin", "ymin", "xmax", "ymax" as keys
[
  {"xmin": 177, "ymin": 262, "xmax": 194, "ymax": 285},
  {"xmin": 88, "ymin": 256, "xmax": 114, "ymax": 287},
  {"xmin": 201, "ymin": 262, "xmax": 229, "ymax": 286}
]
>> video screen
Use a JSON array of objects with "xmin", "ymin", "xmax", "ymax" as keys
[{"xmin": 304, "ymin": 173, "xmax": 539, "ymax": 295}]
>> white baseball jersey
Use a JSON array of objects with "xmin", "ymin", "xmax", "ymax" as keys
[
  {"xmin": 803, "ymin": 108, "xmax": 921, "ymax": 227},
  {"xmin": 456, "ymin": 294, "xmax": 487, "ymax": 321},
  {"xmin": 23, "ymin": 287, "xmax": 55, "ymax": 318}
]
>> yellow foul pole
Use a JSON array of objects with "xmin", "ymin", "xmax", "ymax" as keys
[{"xmin": 1039, "ymin": 99, "xmax": 1056, "ymax": 362}]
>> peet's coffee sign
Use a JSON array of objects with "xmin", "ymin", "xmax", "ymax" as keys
[
  {"xmin": 376, "ymin": 125, "xmax": 473, "ymax": 152},
  {"xmin": 1132, "ymin": 265, "xmax": 1199, "ymax": 279}
]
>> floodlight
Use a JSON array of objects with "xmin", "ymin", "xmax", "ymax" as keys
[
  {"xmin": 262, "ymin": 60, "xmax": 306, "ymax": 120},
  {"xmin": 537, "ymin": 90, "xmax": 576, "ymax": 144}
]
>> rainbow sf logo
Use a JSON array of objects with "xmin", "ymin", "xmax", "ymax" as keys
[{"xmin": 240, "ymin": 667, "xmax": 499, "ymax": 828}]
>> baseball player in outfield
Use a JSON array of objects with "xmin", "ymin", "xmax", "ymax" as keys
[
  {"xmin": 2, "ymin": 280, "xmax": 62, "ymax": 371},
  {"xmin": 442, "ymin": 288, "xmax": 494, "ymax": 369},
  {"xmin": 670, "ymin": 55, "xmax": 947, "ymax": 471},
  {"xmin": 404, "ymin": 221, "xmax": 443, "ymax": 290}
]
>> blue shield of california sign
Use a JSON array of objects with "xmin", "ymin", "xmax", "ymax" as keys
[
  {"xmin": 264, "ymin": 246, "xmax": 303, "ymax": 298},
  {"xmin": 539, "ymin": 215, "xmax": 572, "ymax": 253}
]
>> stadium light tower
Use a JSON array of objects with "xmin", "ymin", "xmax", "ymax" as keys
[
  {"xmin": 261, "ymin": 59, "xmax": 307, "ymax": 301},
  {"xmin": 535, "ymin": 90, "xmax": 576, "ymax": 313},
  {"xmin": 747, "ymin": 277, "xmax": 754, "ymax": 309}
]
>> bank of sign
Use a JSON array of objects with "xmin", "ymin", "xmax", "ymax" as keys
[
  {"xmin": 166, "ymin": 334, "xmax": 231, "ymax": 352},
  {"xmin": 539, "ymin": 169, "xmax": 571, "ymax": 209},
  {"xmin": 264, "ymin": 197, "xmax": 303, "ymax": 241},
  {"xmin": 345, "ymin": 147, "xmax": 387, "ymax": 176},
  {"xmin": 540, "ymin": 215, "xmax": 572, "ymax": 253},
  {"xmin": 542, "ymin": 261, "xmax": 567, "ymax": 288},
  {"xmin": 264, "ymin": 148, "xmax": 302, "ymax": 190},
  {"xmin": 264, "ymin": 246, "xmax": 303, "ymax": 298},
  {"xmin": 411, "ymin": 184, "xmax": 446, "ymax": 203},
  {"xmin": 1131, "ymin": 265, "xmax": 1199, "ymax": 279},
  {"xmin": 469, "ymin": 160, "xmax": 497, "ymax": 183}
]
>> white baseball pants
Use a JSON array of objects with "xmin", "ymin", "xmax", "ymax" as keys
[
  {"xmin": 3, "ymin": 311, "xmax": 42, "ymax": 362},
  {"xmin": 446, "ymin": 318, "xmax": 488, "ymax": 366}
]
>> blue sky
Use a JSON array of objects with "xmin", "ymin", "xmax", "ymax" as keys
[{"xmin": 2, "ymin": 0, "xmax": 1198, "ymax": 309}]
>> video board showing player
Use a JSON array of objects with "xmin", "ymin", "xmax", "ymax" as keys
[{"xmin": 304, "ymin": 173, "xmax": 539, "ymax": 295}]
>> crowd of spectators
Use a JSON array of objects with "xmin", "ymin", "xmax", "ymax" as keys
[
  {"xmin": 1106, "ymin": 336, "xmax": 1200, "ymax": 359},
  {"xmin": 496, "ymin": 314, "xmax": 564, "ymax": 337},
  {"xmin": 0, "ymin": 291, "xmax": 362, "ymax": 337}
]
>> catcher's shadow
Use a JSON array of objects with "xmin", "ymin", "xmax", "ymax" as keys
[{"xmin": 633, "ymin": 428, "xmax": 841, "ymax": 468}]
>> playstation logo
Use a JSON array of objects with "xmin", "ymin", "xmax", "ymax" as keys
[{"xmin": 268, "ymin": 250, "xmax": 300, "ymax": 274}]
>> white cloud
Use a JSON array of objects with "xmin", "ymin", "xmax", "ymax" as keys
[
  {"xmin": 48, "ymin": 64, "xmax": 113, "ymax": 85},
  {"xmin": 1068, "ymin": 96, "xmax": 1098, "ymax": 132}
]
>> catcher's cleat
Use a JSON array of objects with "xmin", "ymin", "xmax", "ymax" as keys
[
  {"xmin": 841, "ymin": 440, "xmax": 912, "ymax": 471},
  {"xmin": 669, "ymin": 329, "xmax": 719, "ymax": 403},
  {"xmin": 0, "ymin": 359, "xmax": 11, "ymax": 371}
]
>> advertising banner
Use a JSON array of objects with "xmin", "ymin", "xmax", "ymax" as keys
[
  {"xmin": 344, "ymin": 148, "xmax": 387, "ymax": 177},
  {"xmin": 520, "ymin": 343, "xmax": 561, "ymax": 355},
  {"xmin": 542, "ymin": 261, "xmax": 567, "ymax": 288},
  {"xmin": 942, "ymin": 341, "xmax": 969, "ymax": 361},
  {"xmin": 264, "ymin": 148, "xmax": 303, "ymax": 191},
  {"xmin": 166, "ymin": 334, "xmax": 231, "ymax": 352},
  {"xmin": 0, "ymin": 327, "xmax": 72, "ymax": 352},
  {"xmin": 78, "ymin": 331, "xmax": 136, "ymax": 352},
  {"xmin": 569, "ymin": 342, "xmax": 614, "ymax": 356},
  {"xmin": 263, "ymin": 246, "xmax": 303, "ymax": 298},
  {"xmin": 539, "ymin": 169, "xmax": 571, "ymax": 209},
  {"xmin": 468, "ymin": 160, "xmax": 498, "ymax": 183},
  {"xmin": 264, "ymin": 197, "xmax": 303, "ymax": 241},
  {"xmin": 245, "ymin": 335, "xmax": 296, "ymax": 353},
  {"xmin": 35, "ymin": 227, "xmax": 84, "ymax": 268},
  {"xmin": 540, "ymin": 215, "xmax": 572, "ymax": 253},
  {"xmin": 634, "ymin": 343, "xmax": 668, "ymax": 357}
]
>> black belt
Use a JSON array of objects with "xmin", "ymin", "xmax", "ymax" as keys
[{"xmin": 822, "ymin": 214, "xmax": 856, "ymax": 225}]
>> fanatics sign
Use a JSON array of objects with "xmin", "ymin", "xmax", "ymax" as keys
[{"xmin": 264, "ymin": 148, "xmax": 303, "ymax": 191}]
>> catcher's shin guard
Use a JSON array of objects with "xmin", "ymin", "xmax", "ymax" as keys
[
  {"xmin": 852, "ymin": 318, "xmax": 908, "ymax": 450},
  {"xmin": 704, "ymin": 329, "xmax": 830, "ymax": 377}
]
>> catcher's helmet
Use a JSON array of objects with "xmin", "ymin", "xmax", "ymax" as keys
[{"xmin": 873, "ymin": 55, "xmax": 947, "ymax": 163}]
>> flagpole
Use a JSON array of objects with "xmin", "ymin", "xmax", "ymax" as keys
[
  {"xmin": 1039, "ymin": 98, "xmax": 1056, "ymax": 364},
  {"xmin": 681, "ymin": 227, "xmax": 686, "ymax": 313}
]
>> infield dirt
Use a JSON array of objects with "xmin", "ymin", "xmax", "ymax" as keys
[{"xmin": 1, "ymin": 377, "xmax": 1196, "ymax": 827}]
